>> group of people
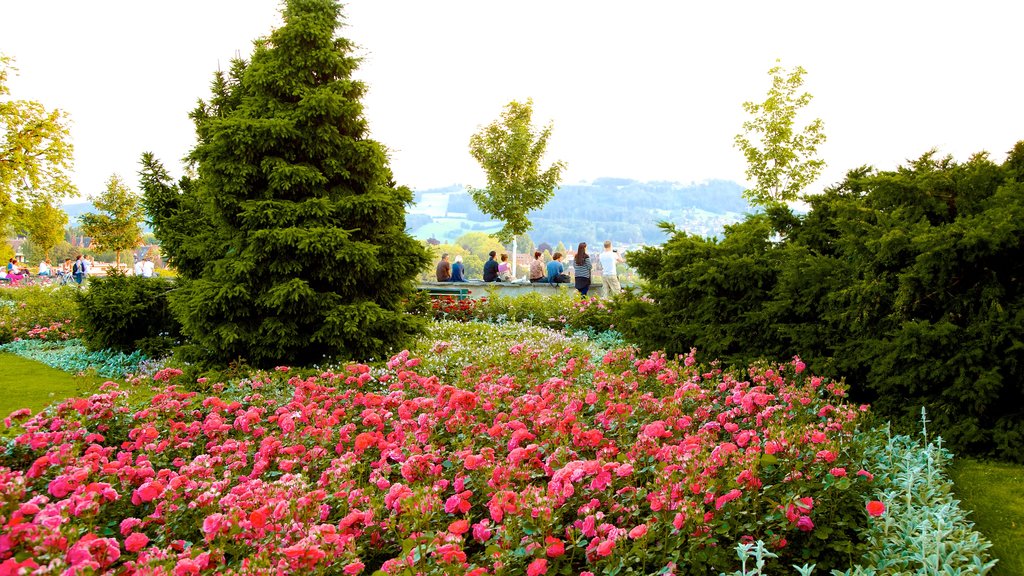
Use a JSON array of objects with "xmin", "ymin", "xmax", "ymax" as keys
[
  {"xmin": 434, "ymin": 240, "xmax": 626, "ymax": 298},
  {"xmin": 133, "ymin": 257, "xmax": 156, "ymax": 278},
  {"xmin": 0, "ymin": 254, "xmax": 158, "ymax": 286}
]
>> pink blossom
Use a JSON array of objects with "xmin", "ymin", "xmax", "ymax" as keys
[
  {"xmin": 124, "ymin": 532, "xmax": 149, "ymax": 552},
  {"xmin": 527, "ymin": 558, "xmax": 548, "ymax": 576}
]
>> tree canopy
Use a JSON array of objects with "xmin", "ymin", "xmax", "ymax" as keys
[
  {"xmin": 79, "ymin": 174, "xmax": 143, "ymax": 267},
  {"xmin": 468, "ymin": 99, "xmax": 565, "ymax": 243},
  {"xmin": 619, "ymin": 142, "xmax": 1024, "ymax": 462},
  {"xmin": 0, "ymin": 54, "xmax": 76, "ymax": 229},
  {"xmin": 734, "ymin": 61, "xmax": 826, "ymax": 208},
  {"xmin": 154, "ymin": 0, "xmax": 427, "ymax": 368}
]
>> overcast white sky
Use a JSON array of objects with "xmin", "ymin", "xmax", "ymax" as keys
[{"xmin": 2, "ymin": 1, "xmax": 1022, "ymax": 202}]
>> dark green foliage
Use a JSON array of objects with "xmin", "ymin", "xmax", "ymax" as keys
[
  {"xmin": 621, "ymin": 144, "xmax": 1024, "ymax": 461},
  {"xmin": 139, "ymin": 153, "xmax": 209, "ymax": 278},
  {"xmin": 75, "ymin": 273, "xmax": 179, "ymax": 357},
  {"xmin": 156, "ymin": 0, "xmax": 428, "ymax": 368}
]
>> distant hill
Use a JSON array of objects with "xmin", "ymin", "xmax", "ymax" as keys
[
  {"xmin": 60, "ymin": 202, "xmax": 95, "ymax": 224},
  {"xmin": 61, "ymin": 179, "xmax": 751, "ymax": 248},
  {"xmin": 408, "ymin": 178, "xmax": 752, "ymax": 246}
]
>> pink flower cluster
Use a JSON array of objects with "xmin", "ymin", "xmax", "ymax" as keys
[
  {"xmin": 23, "ymin": 319, "xmax": 82, "ymax": 341},
  {"xmin": 0, "ymin": 348, "xmax": 876, "ymax": 574}
]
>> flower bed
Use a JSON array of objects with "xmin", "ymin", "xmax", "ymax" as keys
[
  {"xmin": 1, "ymin": 344, "xmax": 880, "ymax": 575},
  {"xmin": 0, "ymin": 285, "xmax": 82, "ymax": 344}
]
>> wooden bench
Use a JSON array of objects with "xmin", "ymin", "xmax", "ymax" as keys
[{"xmin": 418, "ymin": 286, "xmax": 471, "ymax": 301}]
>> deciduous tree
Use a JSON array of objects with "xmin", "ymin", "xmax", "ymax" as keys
[
  {"xmin": 19, "ymin": 200, "xmax": 67, "ymax": 259},
  {"xmin": 79, "ymin": 174, "xmax": 143, "ymax": 268},
  {"xmin": 0, "ymin": 54, "xmax": 76, "ymax": 229},
  {"xmin": 469, "ymin": 99, "xmax": 565, "ymax": 275},
  {"xmin": 734, "ymin": 61, "xmax": 826, "ymax": 208}
]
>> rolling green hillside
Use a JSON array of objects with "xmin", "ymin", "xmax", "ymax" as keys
[{"xmin": 409, "ymin": 178, "xmax": 750, "ymax": 245}]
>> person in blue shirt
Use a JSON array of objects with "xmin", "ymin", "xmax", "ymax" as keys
[
  {"xmin": 547, "ymin": 252, "xmax": 569, "ymax": 283},
  {"xmin": 483, "ymin": 251, "xmax": 499, "ymax": 282},
  {"xmin": 450, "ymin": 255, "xmax": 467, "ymax": 282}
]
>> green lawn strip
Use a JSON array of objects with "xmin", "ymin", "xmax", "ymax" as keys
[
  {"xmin": 0, "ymin": 351, "xmax": 154, "ymax": 426},
  {"xmin": 949, "ymin": 458, "xmax": 1024, "ymax": 576}
]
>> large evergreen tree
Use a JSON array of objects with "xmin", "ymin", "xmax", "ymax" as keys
[{"xmin": 167, "ymin": 0, "xmax": 428, "ymax": 367}]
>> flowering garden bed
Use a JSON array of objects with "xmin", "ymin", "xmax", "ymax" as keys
[{"xmin": 1, "ymin": 338, "xmax": 891, "ymax": 575}]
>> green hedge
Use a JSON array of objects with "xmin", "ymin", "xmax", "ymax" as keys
[
  {"xmin": 75, "ymin": 273, "xmax": 180, "ymax": 357},
  {"xmin": 622, "ymin": 144, "xmax": 1024, "ymax": 462}
]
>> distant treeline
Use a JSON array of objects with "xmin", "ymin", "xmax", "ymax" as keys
[{"xmin": 412, "ymin": 178, "xmax": 750, "ymax": 245}]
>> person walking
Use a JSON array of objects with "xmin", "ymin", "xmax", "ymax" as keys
[
  {"xmin": 598, "ymin": 240, "xmax": 624, "ymax": 297},
  {"xmin": 573, "ymin": 242, "xmax": 593, "ymax": 297},
  {"xmin": 435, "ymin": 253, "xmax": 452, "ymax": 282}
]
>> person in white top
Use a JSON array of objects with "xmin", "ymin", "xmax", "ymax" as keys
[
  {"xmin": 38, "ymin": 259, "xmax": 51, "ymax": 277},
  {"xmin": 141, "ymin": 258, "xmax": 155, "ymax": 278},
  {"xmin": 133, "ymin": 259, "xmax": 144, "ymax": 276},
  {"xmin": 598, "ymin": 240, "xmax": 625, "ymax": 297}
]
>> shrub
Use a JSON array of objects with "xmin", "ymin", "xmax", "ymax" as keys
[
  {"xmin": 624, "ymin": 145, "xmax": 1024, "ymax": 462},
  {"xmin": 475, "ymin": 290, "xmax": 618, "ymax": 334},
  {"xmin": 74, "ymin": 273, "xmax": 179, "ymax": 357}
]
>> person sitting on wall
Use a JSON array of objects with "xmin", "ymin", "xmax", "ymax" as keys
[
  {"xmin": 483, "ymin": 251, "xmax": 499, "ymax": 282},
  {"xmin": 497, "ymin": 253, "xmax": 512, "ymax": 282},
  {"xmin": 529, "ymin": 251, "xmax": 545, "ymax": 283},
  {"xmin": 450, "ymin": 255, "xmax": 467, "ymax": 282},
  {"xmin": 547, "ymin": 252, "xmax": 570, "ymax": 284},
  {"xmin": 436, "ymin": 253, "xmax": 452, "ymax": 282}
]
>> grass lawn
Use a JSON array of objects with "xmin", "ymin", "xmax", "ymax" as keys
[
  {"xmin": 949, "ymin": 458, "xmax": 1024, "ymax": 576},
  {"xmin": 0, "ymin": 352, "xmax": 118, "ymax": 421}
]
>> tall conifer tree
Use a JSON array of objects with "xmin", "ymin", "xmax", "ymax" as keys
[{"xmin": 170, "ymin": 0, "xmax": 428, "ymax": 367}]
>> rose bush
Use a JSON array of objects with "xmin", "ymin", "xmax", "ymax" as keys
[
  {"xmin": 0, "ymin": 338, "xmax": 878, "ymax": 575},
  {"xmin": 0, "ymin": 285, "xmax": 81, "ymax": 344}
]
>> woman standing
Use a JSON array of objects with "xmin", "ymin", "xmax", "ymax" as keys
[{"xmin": 573, "ymin": 242, "xmax": 592, "ymax": 297}]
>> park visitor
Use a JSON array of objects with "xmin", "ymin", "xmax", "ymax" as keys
[
  {"xmin": 547, "ymin": 252, "xmax": 569, "ymax": 284},
  {"xmin": 498, "ymin": 253, "xmax": 512, "ymax": 282},
  {"xmin": 450, "ymin": 255, "xmax": 467, "ymax": 282},
  {"xmin": 529, "ymin": 251, "xmax": 545, "ymax": 283},
  {"xmin": 134, "ymin": 258, "xmax": 144, "ymax": 276},
  {"xmin": 435, "ymin": 253, "xmax": 452, "ymax": 282},
  {"xmin": 598, "ymin": 240, "xmax": 624, "ymax": 296},
  {"xmin": 38, "ymin": 259, "xmax": 51, "ymax": 277},
  {"xmin": 72, "ymin": 255, "xmax": 86, "ymax": 285},
  {"xmin": 573, "ymin": 242, "xmax": 592, "ymax": 297},
  {"xmin": 483, "ymin": 251, "xmax": 499, "ymax": 282},
  {"xmin": 142, "ymin": 258, "xmax": 155, "ymax": 278}
]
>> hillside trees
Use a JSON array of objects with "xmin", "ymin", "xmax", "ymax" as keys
[
  {"xmin": 734, "ymin": 61, "xmax": 826, "ymax": 209},
  {"xmin": 0, "ymin": 55, "xmax": 76, "ymax": 230},
  {"xmin": 469, "ymin": 99, "xmax": 565, "ymax": 276},
  {"xmin": 619, "ymin": 143, "xmax": 1024, "ymax": 461},
  {"xmin": 79, "ymin": 174, "xmax": 143, "ymax": 268},
  {"xmin": 158, "ymin": 0, "xmax": 427, "ymax": 367}
]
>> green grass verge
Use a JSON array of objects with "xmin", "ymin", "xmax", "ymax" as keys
[
  {"xmin": 949, "ymin": 458, "xmax": 1024, "ymax": 576},
  {"xmin": 0, "ymin": 352, "xmax": 115, "ymax": 420}
]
